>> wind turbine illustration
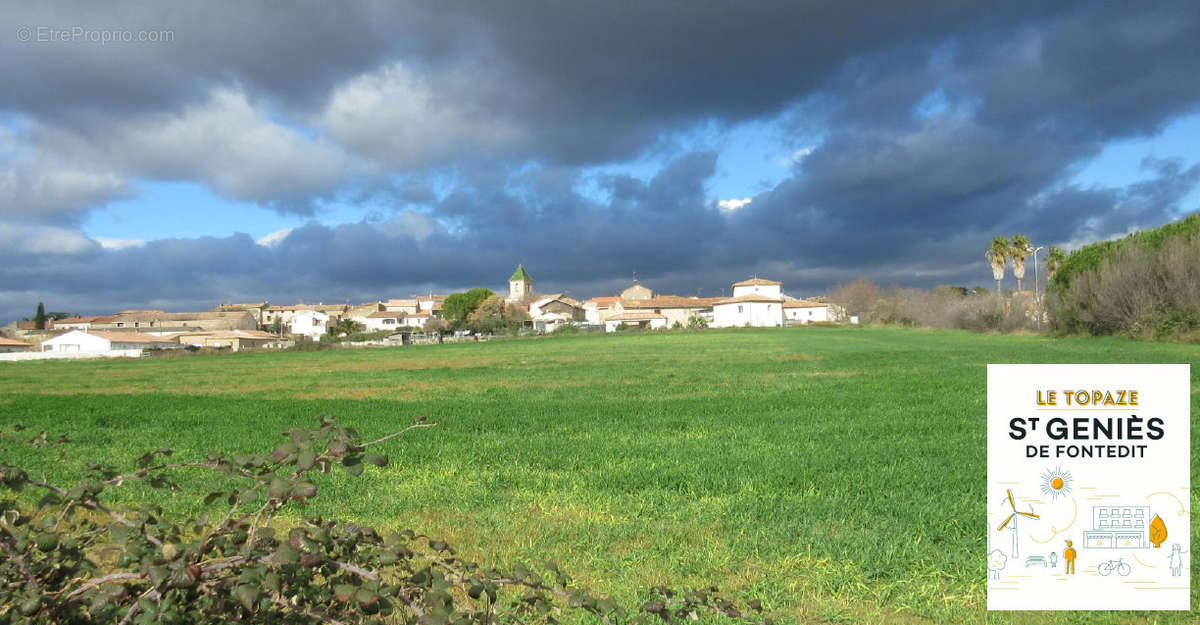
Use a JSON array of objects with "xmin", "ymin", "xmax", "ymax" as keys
[{"xmin": 997, "ymin": 489, "xmax": 1040, "ymax": 558}]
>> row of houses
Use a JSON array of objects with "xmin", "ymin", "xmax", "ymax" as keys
[
  {"xmin": 510, "ymin": 267, "xmax": 835, "ymax": 332},
  {"xmin": 1, "ymin": 266, "xmax": 837, "ymax": 357}
]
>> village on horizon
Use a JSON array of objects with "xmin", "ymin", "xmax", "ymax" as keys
[{"xmin": 0, "ymin": 265, "xmax": 842, "ymax": 359}]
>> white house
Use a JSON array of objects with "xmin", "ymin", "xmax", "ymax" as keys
[
  {"xmin": 41, "ymin": 330, "xmax": 178, "ymax": 353},
  {"xmin": 404, "ymin": 311, "xmax": 433, "ymax": 329},
  {"xmin": 604, "ymin": 311, "xmax": 668, "ymax": 332},
  {"xmin": 712, "ymin": 294, "xmax": 784, "ymax": 327},
  {"xmin": 783, "ymin": 300, "xmax": 830, "ymax": 324},
  {"xmin": 352, "ymin": 311, "xmax": 408, "ymax": 332},
  {"xmin": 384, "ymin": 299, "xmax": 419, "ymax": 314},
  {"xmin": 709, "ymin": 277, "xmax": 798, "ymax": 328},
  {"xmin": 529, "ymin": 295, "xmax": 584, "ymax": 321},
  {"xmin": 289, "ymin": 310, "xmax": 330, "ymax": 339},
  {"xmin": 731, "ymin": 277, "xmax": 782, "ymax": 298},
  {"xmin": 416, "ymin": 295, "xmax": 445, "ymax": 313},
  {"xmin": 583, "ymin": 297, "xmax": 619, "ymax": 325}
]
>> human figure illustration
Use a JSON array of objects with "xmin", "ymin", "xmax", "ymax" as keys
[
  {"xmin": 1168, "ymin": 543, "xmax": 1187, "ymax": 577},
  {"xmin": 1063, "ymin": 540, "xmax": 1077, "ymax": 574},
  {"xmin": 1048, "ymin": 551, "xmax": 1058, "ymax": 568}
]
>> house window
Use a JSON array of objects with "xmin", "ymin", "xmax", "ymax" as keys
[
  {"xmin": 737, "ymin": 305, "xmax": 743, "ymax": 313},
  {"xmin": 116, "ymin": 322, "xmax": 124, "ymax": 327},
  {"xmin": 134, "ymin": 322, "xmax": 140, "ymax": 328}
]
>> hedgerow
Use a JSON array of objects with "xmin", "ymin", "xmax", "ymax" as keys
[{"xmin": 0, "ymin": 419, "xmax": 767, "ymax": 625}]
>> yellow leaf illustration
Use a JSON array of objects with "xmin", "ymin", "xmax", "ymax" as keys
[{"xmin": 1149, "ymin": 514, "xmax": 1167, "ymax": 548}]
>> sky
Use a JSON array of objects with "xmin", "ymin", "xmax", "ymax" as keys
[{"xmin": 2, "ymin": 1, "xmax": 1200, "ymax": 322}]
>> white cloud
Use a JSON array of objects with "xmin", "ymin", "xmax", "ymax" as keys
[
  {"xmin": 0, "ymin": 221, "xmax": 95, "ymax": 254},
  {"xmin": 256, "ymin": 227, "xmax": 293, "ymax": 247},
  {"xmin": 93, "ymin": 237, "xmax": 146, "ymax": 250},
  {"xmin": 1, "ymin": 87, "xmax": 369, "ymax": 218},
  {"xmin": 0, "ymin": 130, "xmax": 131, "ymax": 218},
  {"xmin": 788, "ymin": 145, "xmax": 816, "ymax": 163},
  {"xmin": 112, "ymin": 88, "xmax": 364, "ymax": 206},
  {"xmin": 322, "ymin": 62, "xmax": 524, "ymax": 167},
  {"xmin": 718, "ymin": 197, "xmax": 752, "ymax": 211}
]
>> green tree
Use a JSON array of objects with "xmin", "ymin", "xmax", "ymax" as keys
[
  {"xmin": 985, "ymin": 236, "xmax": 1010, "ymax": 294},
  {"xmin": 328, "ymin": 318, "xmax": 365, "ymax": 337},
  {"xmin": 33, "ymin": 302, "xmax": 46, "ymax": 330},
  {"xmin": 468, "ymin": 295, "xmax": 530, "ymax": 333},
  {"xmin": 1046, "ymin": 246, "xmax": 1066, "ymax": 280},
  {"xmin": 441, "ymin": 288, "xmax": 494, "ymax": 329},
  {"xmin": 1010, "ymin": 234, "xmax": 1031, "ymax": 291}
]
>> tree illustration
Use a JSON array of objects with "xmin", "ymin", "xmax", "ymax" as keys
[
  {"xmin": 987, "ymin": 549, "xmax": 1008, "ymax": 580},
  {"xmin": 1149, "ymin": 514, "xmax": 1168, "ymax": 548}
]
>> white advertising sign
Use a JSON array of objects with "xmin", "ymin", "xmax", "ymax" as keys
[{"xmin": 987, "ymin": 364, "xmax": 1190, "ymax": 611}]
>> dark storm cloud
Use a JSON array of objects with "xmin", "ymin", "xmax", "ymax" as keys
[{"xmin": 3, "ymin": 1, "xmax": 1200, "ymax": 321}]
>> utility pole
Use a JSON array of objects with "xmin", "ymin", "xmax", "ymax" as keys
[{"xmin": 1029, "ymin": 245, "xmax": 1044, "ymax": 329}]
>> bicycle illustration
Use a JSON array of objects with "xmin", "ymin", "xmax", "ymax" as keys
[{"xmin": 1097, "ymin": 558, "xmax": 1131, "ymax": 577}]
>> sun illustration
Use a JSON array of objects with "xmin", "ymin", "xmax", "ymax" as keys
[{"xmin": 1040, "ymin": 466, "xmax": 1073, "ymax": 500}]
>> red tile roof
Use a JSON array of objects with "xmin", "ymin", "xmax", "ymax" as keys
[
  {"xmin": 84, "ymin": 331, "xmax": 178, "ymax": 344},
  {"xmin": 715, "ymin": 293, "xmax": 785, "ymax": 304},
  {"xmin": 732, "ymin": 277, "xmax": 781, "ymax": 287},
  {"xmin": 620, "ymin": 296, "xmax": 722, "ymax": 309}
]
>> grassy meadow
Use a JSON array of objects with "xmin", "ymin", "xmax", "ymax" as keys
[{"xmin": 0, "ymin": 327, "xmax": 1196, "ymax": 624}]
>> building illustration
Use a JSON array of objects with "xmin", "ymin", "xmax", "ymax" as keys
[{"xmin": 1083, "ymin": 505, "xmax": 1151, "ymax": 549}]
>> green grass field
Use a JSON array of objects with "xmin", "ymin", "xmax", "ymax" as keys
[{"xmin": 0, "ymin": 327, "xmax": 1196, "ymax": 623}]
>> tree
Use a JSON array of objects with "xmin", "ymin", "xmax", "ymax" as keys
[
  {"xmin": 468, "ymin": 295, "xmax": 530, "ymax": 334},
  {"xmin": 328, "ymin": 318, "xmax": 365, "ymax": 337},
  {"xmin": 1046, "ymin": 246, "xmax": 1066, "ymax": 280},
  {"xmin": 441, "ymin": 288, "xmax": 494, "ymax": 329},
  {"xmin": 1010, "ymin": 234, "xmax": 1031, "ymax": 291},
  {"xmin": 33, "ymin": 302, "xmax": 46, "ymax": 330},
  {"xmin": 985, "ymin": 236, "xmax": 1010, "ymax": 294},
  {"xmin": 1149, "ymin": 514, "xmax": 1168, "ymax": 548},
  {"xmin": 828, "ymin": 278, "xmax": 882, "ymax": 319}
]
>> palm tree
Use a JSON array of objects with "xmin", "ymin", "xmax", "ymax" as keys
[
  {"xmin": 1046, "ymin": 246, "xmax": 1066, "ymax": 280},
  {"xmin": 986, "ymin": 236, "xmax": 1010, "ymax": 294},
  {"xmin": 1010, "ymin": 234, "xmax": 1031, "ymax": 291}
]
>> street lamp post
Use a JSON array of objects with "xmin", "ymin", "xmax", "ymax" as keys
[{"xmin": 1028, "ymin": 245, "xmax": 1044, "ymax": 329}]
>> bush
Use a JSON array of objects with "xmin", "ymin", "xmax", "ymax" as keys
[
  {"xmin": 1051, "ymin": 211, "xmax": 1200, "ymax": 292},
  {"xmin": 338, "ymin": 330, "xmax": 394, "ymax": 343},
  {"xmin": 1050, "ymin": 235, "xmax": 1200, "ymax": 340},
  {"xmin": 0, "ymin": 420, "xmax": 766, "ymax": 625},
  {"xmin": 827, "ymin": 279, "xmax": 1038, "ymax": 332}
]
